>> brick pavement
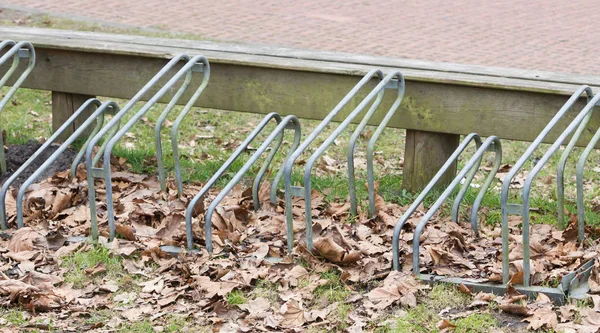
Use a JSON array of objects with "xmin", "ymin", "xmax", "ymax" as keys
[{"xmin": 1, "ymin": 0, "xmax": 598, "ymax": 75}]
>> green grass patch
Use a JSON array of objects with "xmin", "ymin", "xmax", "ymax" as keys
[
  {"xmin": 61, "ymin": 245, "xmax": 124, "ymax": 288},
  {"xmin": 227, "ymin": 290, "xmax": 247, "ymax": 305},
  {"xmin": 0, "ymin": 308, "xmax": 28, "ymax": 326},
  {"xmin": 314, "ymin": 269, "xmax": 350, "ymax": 303},
  {"xmin": 424, "ymin": 284, "xmax": 472, "ymax": 312},
  {"xmin": 118, "ymin": 319, "xmax": 154, "ymax": 333}
]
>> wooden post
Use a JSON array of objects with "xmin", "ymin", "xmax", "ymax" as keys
[
  {"xmin": 402, "ymin": 130, "xmax": 460, "ymax": 193},
  {"xmin": 52, "ymin": 91, "xmax": 96, "ymax": 139}
]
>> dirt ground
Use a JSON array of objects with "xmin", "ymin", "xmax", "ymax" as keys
[{"xmin": 0, "ymin": 140, "xmax": 77, "ymax": 188}]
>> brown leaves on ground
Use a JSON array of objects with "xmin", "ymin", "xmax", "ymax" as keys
[{"xmin": 3, "ymin": 160, "xmax": 600, "ymax": 331}]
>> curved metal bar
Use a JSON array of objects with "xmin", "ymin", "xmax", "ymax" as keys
[
  {"xmin": 392, "ymin": 133, "xmax": 482, "ymax": 271},
  {"xmin": 184, "ymin": 112, "xmax": 283, "ymax": 250},
  {"xmin": 70, "ymin": 116, "xmax": 122, "ymax": 178},
  {"xmin": 0, "ymin": 98, "xmax": 103, "ymax": 229},
  {"xmin": 412, "ymin": 136, "xmax": 501, "ymax": 274},
  {"xmin": 0, "ymin": 41, "xmax": 36, "ymax": 174},
  {"xmin": 276, "ymin": 70, "xmax": 384, "ymax": 253},
  {"xmin": 272, "ymin": 69, "xmax": 384, "ymax": 204},
  {"xmin": 0, "ymin": 41, "xmax": 35, "ymax": 113},
  {"xmin": 204, "ymin": 115, "xmax": 302, "ymax": 253},
  {"xmin": 169, "ymin": 56, "xmax": 211, "ymax": 197},
  {"xmin": 518, "ymin": 93, "xmax": 600, "ymax": 287},
  {"xmin": 154, "ymin": 64, "xmax": 194, "ymax": 191},
  {"xmin": 102, "ymin": 56, "xmax": 206, "ymax": 240},
  {"xmin": 304, "ymin": 72, "xmax": 404, "ymax": 250},
  {"xmin": 364, "ymin": 76, "xmax": 407, "ymax": 218},
  {"xmin": 348, "ymin": 72, "xmax": 406, "ymax": 217},
  {"xmin": 470, "ymin": 140, "xmax": 503, "ymax": 233},
  {"xmin": 16, "ymin": 101, "xmax": 120, "ymax": 227},
  {"xmin": 557, "ymin": 93, "xmax": 595, "ymax": 228},
  {"xmin": 576, "ymin": 118, "xmax": 600, "ymax": 243},
  {"xmin": 500, "ymin": 85, "xmax": 594, "ymax": 285},
  {"xmin": 0, "ymin": 40, "xmax": 19, "ymax": 89},
  {"xmin": 86, "ymin": 54, "xmax": 191, "ymax": 242}
]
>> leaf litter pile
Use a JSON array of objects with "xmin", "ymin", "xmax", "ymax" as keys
[{"xmin": 2, "ymin": 157, "xmax": 600, "ymax": 332}]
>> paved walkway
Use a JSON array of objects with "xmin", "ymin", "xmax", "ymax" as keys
[{"xmin": 1, "ymin": 0, "xmax": 598, "ymax": 75}]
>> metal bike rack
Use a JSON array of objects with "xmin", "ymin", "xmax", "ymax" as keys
[
  {"xmin": 391, "ymin": 87, "xmax": 598, "ymax": 304},
  {"xmin": 391, "ymin": 133, "xmax": 501, "ymax": 270},
  {"xmin": 0, "ymin": 99, "xmax": 120, "ymax": 229},
  {"xmin": 169, "ymin": 112, "xmax": 300, "ymax": 254},
  {"xmin": 85, "ymin": 54, "xmax": 210, "ymax": 242},
  {"xmin": 500, "ymin": 86, "xmax": 599, "ymax": 297},
  {"xmin": 564, "ymin": 92, "xmax": 600, "ymax": 243},
  {"xmin": 272, "ymin": 70, "xmax": 405, "ymax": 253},
  {"xmin": 0, "ymin": 40, "xmax": 35, "ymax": 175}
]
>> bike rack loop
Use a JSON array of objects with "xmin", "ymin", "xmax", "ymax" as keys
[
  {"xmin": 391, "ymin": 133, "xmax": 489, "ymax": 271},
  {"xmin": 14, "ymin": 101, "xmax": 121, "ymax": 228},
  {"xmin": 350, "ymin": 73, "xmax": 406, "ymax": 218},
  {"xmin": 0, "ymin": 98, "xmax": 119, "ymax": 229},
  {"xmin": 502, "ymin": 87, "xmax": 599, "ymax": 287},
  {"xmin": 411, "ymin": 136, "xmax": 502, "ymax": 272},
  {"xmin": 182, "ymin": 112, "xmax": 286, "ymax": 251},
  {"xmin": 86, "ymin": 54, "xmax": 209, "ymax": 242},
  {"xmin": 575, "ymin": 99, "xmax": 600, "ymax": 243},
  {"xmin": 404, "ymin": 137, "xmax": 588, "ymax": 304},
  {"xmin": 201, "ymin": 115, "xmax": 302, "ymax": 253},
  {"xmin": 0, "ymin": 40, "xmax": 35, "ymax": 175},
  {"xmin": 556, "ymin": 89, "xmax": 595, "ymax": 229},
  {"xmin": 302, "ymin": 72, "xmax": 405, "ymax": 251},
  {"xmin": 160, "ymin": 57, "xmax": 210, "ymax": 197}
]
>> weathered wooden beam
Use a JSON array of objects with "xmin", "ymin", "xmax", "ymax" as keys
[
  {"xmin": 402, "ymin": 130, "xmax": 460, "ymax": 192},
  {"xmin": 5, "ymin": 47, "xmax": 598, "ymax": 147},
  {"xmin": 51, "ymin": 91, "xmax": 96, "ymax": 139}
]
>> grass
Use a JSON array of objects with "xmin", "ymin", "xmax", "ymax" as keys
[
  {"xmin": 118, "ymin": 319, "xmax": 154, "ymax": 333},
  {"xmin": 314, "ymin": 269, "xmax": 351, "ymax": 303},
  {"xmin": 0, "ymin": 308, "xmax": 28, "ymax": 326},
  {"xmin": 227, "ymin": 289, "xmax": 247, "ymax": 305},
  {"xmin": 252, "ymin": 279, "xmax": 279, "ymax": 304},
  {"xmin": 390, "ymin": 284, "xmax": 500, "ymax": 333},
  {"xmin": 60, "ymin": 245, "xmax": 124, "ymax": 288}
]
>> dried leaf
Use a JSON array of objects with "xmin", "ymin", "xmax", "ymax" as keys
[
  {"xmin": 313, "ymin": 236, "xmax": 361, "ymax": 264},
  {"xmin": 8, "ymin": 227, "xmax": 48, "ymax": 252}
]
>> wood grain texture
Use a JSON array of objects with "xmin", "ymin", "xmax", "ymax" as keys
[
  {"xmin": 402, "ymin": 130, "xmax": 460, "ymax": 192},
  {"xmin": 3, "ymin": 47, "xmax": 598, "ymax": 147},
  {"xmin": 51, "ymin": 91, "xmax": 96, "ymax": 139}
]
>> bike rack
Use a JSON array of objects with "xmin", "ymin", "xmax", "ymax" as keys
[
  {"xmin": 392, "ymin": 87, "xmax": 599, "ymax": 304},
  {"xmin": 85, "ymin": 54, "xmax": 210, "ymax": 242},
  {"xmin": 500, "ymin": 87, "xmax": 599, "ymax": 296},
  {"xmin": 168, "ymin": 112, "xmax": 300, "ymax": 253},
  {"xmin": 565, "ymin": 94, "xmax": 600, "ymax": 244},
  {"xmin": 0, "ymin": 98, "xmax": 118, "ymax": 229},
  {"xmin": 0, "ymin": 40, "xmax": 35, "ymax": 175},
  {"xmin": 0, "ymin": 99, "xmax": 120, "ymax": 229},
  {"xmin": 391, "ymin": 133, "xmax": 500, "ymax": 270},
  {"xmin": 272, "ymin": 70, "xmax": 405, "ymax": 253}
]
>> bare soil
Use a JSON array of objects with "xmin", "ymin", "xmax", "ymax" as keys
[{"xmin": 0, "ymin": 140, "xmax": 77, "ymax": 188}]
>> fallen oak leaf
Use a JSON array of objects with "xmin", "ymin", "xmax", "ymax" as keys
[
  {"xmin": 313, "ymin": 236, "xmax": 360, "ymax": 264},
  {"xmin": 115, "ymin": 223, "xmax": 136, "ymax": 241},
  {"xmin": 8, "ymin": 227, "xmax": 48, "ymax": 252},
  {"xmin": 280, "ymin": 299, "xmax": 305, "ymax": 327},
  {"xmin": 0, "ymin": 279, "xmax": 40, "ymax": 295},
  {"xmin": 84, "ymin": 262, "xmax": 106, "ymax": 277},
  {"xmin": 458, "ymin": 284, "xmax": 472, "ymax": 295},
  {"xmin": 437, "ymin": 319, "xmax": 457, "ymax": 330},
  {"xmin": 523, "ymin": 307, "xmax": 558, "ymax": 330},
  {"xmin": 499, "ymin": 303, "xmax": 529, "ymax": 316}
]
